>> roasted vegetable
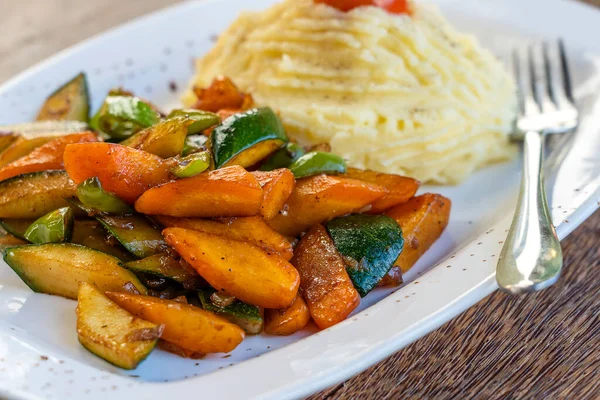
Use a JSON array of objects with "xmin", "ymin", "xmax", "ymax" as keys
[
  {"xmin": 120, "ymin": 117, "xmax": 190, "ymax": 158},
  {"xmin": 163, "ymin": 227, "xmax": 300, "ymax": 309},
  {"xmin": 198, "ymin": 288, "xmax": 263, "ymax": 334},
  {"xmin": 385, "ymin": 193, "xmax": 451, "ymax": 273},
  {"xmin": 326, "ymin": 214, "xmax": 404, "ymax": 297},
  {"xmin": 23, "ymin": 207, "xmax": 74, "ymax": 244},
  {"xmin": 122, "ymin": 253, "xmax": 199, "ymax": 284},
  {"xmin": 105, "ymin": 292, "xmax": 245, "ymax": 354},
  {"xmin": 0, "ymin": 132, "xmax": 98, "ymax": 183},
  {"xmin": 211, "ymin": 107, "xmax": 288, "ymax": 169},
  {"xmin": 345, "ymin": 168, "xmax": 420, "ymax": 214},
  {"xmin": 135, "ymin": 165, "xmax": 263, "ymax": 218},
  {"xmin": 0, "ymin": 137, "xmax": 56, "ymax": 168},
  {"xmin": 71, "ymin": 219, "xmax": 134, "ymax": 261},
  {"xmin": 259, "ymin": 142, "xmax": 305, "ymax": 171},
  {"xmin": 76, "ymin": 177, "xmax": 133, "ymax": 214},
  {"xmin": 268, "ymin": 175, "xmax": 388, "ymax": 236},
  {"xmin": 0, "ymin": 121, "xmax": 90, "ymax": 140},
  {"xmin": 264, "ymin": 295, "xmax": 311, "ymax": 336},
  {"xmin": 192, "ymin": 77, "xmax": 253, "ymax": 113},
  {"xmin": 0, "ymin": 171, "xmax": 76, "ymax": 219},
  {"xmin": 251, "ymin": 169, "xmax": 296, "ymax": 221},
  {"xmin": 90, "ymin": 95, "xmax": 160, "ymax": 140},
  {"xmin": 3, "ymin": 243, "xmax": 146, "ymax": 299},
  {"xmin": 76, "ymin": 282, "xmax": 162, "ymax": 369},
  {"xmin": 288, "ymin": 151, "xmax": 347, "ymax": 179},
  {"xmin": 169, "ymin": 151, "xmax": 210, "ymax": 178},
  {"xmin": 64, "ymin": 143, "xmax": 173, "ymax": 204},
  {"xmin": 0, "ymin": 219, "xmax": 34, "ymax": 240},
  {"xmin": 156, "ymin": 215, "xmax": 293, "ymax": 261},
  {"xmin": 36, "ymin": 73, "xmax": 90, "ymax": 122},
  {"xmin": 0, "ymin": 134, "xmax": 18, "ymax": 154},
  {"xmin": 0, "ymin": 234, "xmax": 27, "ymax": 253},
  {"xmin": 182, "ymin": 135, "xmax": 208, "ymax": 156},
  {"xmin": 291, "ymin": 224, "xmax": 360, "ymax": 329},
  {"xmin": 167, "ymin": 109, "xmax": 220, "ymax": 134},
  {"xmin": 97, "ymin": 214, "xmax": 167, "ymax": 259}
]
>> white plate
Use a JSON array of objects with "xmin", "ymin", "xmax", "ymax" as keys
[{"xmin": 0, "ymin": 0, "xmax": 599, "ymax": 399}]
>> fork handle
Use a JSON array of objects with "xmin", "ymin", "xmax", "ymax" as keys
[{"xmin": 496, "ymin": 130, "xmax": 563, "ymax": 294}]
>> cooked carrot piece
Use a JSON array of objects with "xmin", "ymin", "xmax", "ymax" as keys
[
  {"xmin": 156, "ymin": 215, "xmax": 294, "ymax": 261},
  {"xmin": 105, "ymin": 292, "xmax": 244, "ymax": 354},
  {"xmin": 268, "ymin": 175, "xmax": 388, "ymax": 236},
  {"xmin": 192, "ymin": 77, "xmax": 252, "ymax": 113},
  {"xmin": 0, "ymin": 133, "xmax": 98, "ymax": 182},
  {"xmin": 264, "ymin": 295, "xmax": 311, "ymax": 336},
  {"xmin": 292, "ymin": 224, "xmax": 360, "ymax": 330},
  {"xmin": 64, "ymin": 142, "xmax": 173, "ymax": 204},
  {"xmin": 251, "ymin": 169, "xmax": 296, "ymax": 220},
  {"xmin": 385, "ymin": 193, "xmax": 451, "ymax": 274},
  {"xmin": 345, "ymin": 167, "xmax": 420, "ymax": 214},
  {"xmin": 135, "ymin": 165, "xmax": 263, "ymax": 218},
  {"xmin": 163, "ymin": 227, "xmax": 300, "ymax": 309},
  {"xmin": 0, "ymin": 137, "xmax": 56, "ymax": 167}
]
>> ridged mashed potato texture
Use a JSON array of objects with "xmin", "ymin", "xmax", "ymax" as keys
[{"xmin": 184, "ymin": 0, "xmax": 516, "ymax": 184}]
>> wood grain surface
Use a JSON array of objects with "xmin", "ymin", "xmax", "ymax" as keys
[{"xmin": 2, "ymin": 1, "xmax": 599, "ymax": 399}]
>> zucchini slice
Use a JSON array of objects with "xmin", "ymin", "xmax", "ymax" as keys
[
  {"xmin": 120, "ymin": 117, "xmax": 190, "ymax": 158},
  {"xmin": 0, "ymin": 171, "xmax": 77, "ymax": 219},
  {"xmin": 211, "ymin": 107, "xmax": 288, "ymax": 169},
  {"xmin": 0, "ymin": 121, "xmax": 89, "ymax": 139},
  {"xmin": 97, "ymin": 215, "xmax": 167, "ymax": 259},
  {"xmin": 198, "ymin": 288, "xmax": 263, "ymax": 335},
  {"xmin": 36, "ymin": 73, "xmax": 90, "ymax": 122},
  {"xmin": 121, "ymin": 253, "xmax": 198, "ymax": 284},
  {"xmin": 3, "ymin": 243, "xmax": 147, "ymax": 299},
  {"xmin": 326, "ymin": 214, "xmax": 404, "ymax": 297},
  {"xmin": 77, "ymin": 282, "xmax": 162, "ymax": 369},
  {"xmin": 0, "ymin": 218, "xmax": 34, "ymax": 240},
  {"xmin": 71, "ymin": 219, "xmax": 134, "ymax": 261}
]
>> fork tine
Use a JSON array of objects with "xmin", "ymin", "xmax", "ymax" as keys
[
  {"xmin": 543, "ymin": 41, "xmax": 572, "ymax": 108},
  {"xmin": 529, "ymin": 44, "xmax": 555, "ymax": 113},
  {"xmin": 559, "ymin": 39, "xmax": 575, "ymax": 104},
  {"xmin": 514, "ymin": 47, "xmax": 538, "ymax": 116},
  {"xmin": 512, "ymin": 49, "xmax": 526, "ymax": 116}
]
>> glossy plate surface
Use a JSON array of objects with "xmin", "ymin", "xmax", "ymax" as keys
[{"xmin": 0, "ymin": 0, "xmax": 599, "ymax": 399}]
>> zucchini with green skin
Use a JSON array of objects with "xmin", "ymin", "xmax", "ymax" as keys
[
  {"xmin": 289, "ymin": 151, "xmax": 347, "ymax": 179},
  {"xmin": 326, "ymin": 214, "xmax": 404, "ymax": 297},
  {"xmin": 167, "ymin": 109, "xmax": 220, "ymax": 134},
  {"xmin": 71, "ymin": 219, "xmax": 134, "ymax": 261},
  {"xmin": 3, "ymin": 243, "xmax": 147, "ymax": 299},
  {"xmin": 36, "ymin": 73, "xmax": 90, "ymax": 122},
  {"xmin": 198, "ymin": 288, "xmax": 263, "ymax": 334},
  {"xmin": 77, "ymin": 282, "xmax": 162, "ymax": 370},
  {"xmin": 0, "ymin": 219, "xmax": 34, "ymax": 240},
  {"xmin": 97, "ymin": 214, "xmax": 167, "ymax": 259},
  {"xmin": 24, "ymin": 207, "xmax": 74, "ymax": 244},
  {"xmin": 90, "ymin": 95, "xmax": 160, "ymax": 140},
  {"xmin": 0, "ymin": 171, "xmax": 77, "ymax": 219},
  {"xmin": 122, "ymin": 253, "xmax": 199, "ymax": 284},
  {"xmin": 170, "ymin": 151, "xmax": 211, "ymax": 178},
  {"xmin": 76, "ymin": 177, "xmax": 133, "ymax": 215},
  {"xmin": 211, "ymin": 107, "xmax": 288, "ymax": 169},
  {"xmin": 259, "ymin": 142, "xmax": 305, "ymax": 171}
]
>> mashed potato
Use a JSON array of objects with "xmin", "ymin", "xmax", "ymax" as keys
[{"xmin": 184, "ymin": 0, "xmax": 516, "ymax": 183}]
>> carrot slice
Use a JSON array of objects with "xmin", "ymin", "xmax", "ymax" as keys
[
  {"xmin": 0, "ymin": 137, "xmax": 56, "ymax": 168},
  {"xmin": 135, "ymin": 166, "xmax": 262, "ymax": 218},
  {"xmin": 0, "ymin": 133, "xmax": 98, "ymax": 182},
  {"xmin": 163, "ymin": 227, "xmax": 299, "ymax": 309},
  {"xmin": 156, "ymin": 215, "xmax": 294, "ymax": 261},
  {"xmin": 268, "ymin": 175, "xmax": 388, "ymax": 236},
  {"xmin": 251, "ymin": 169, "xmax": 296, "ymax": 220},
  {"xmin": 345, "ymin": 167, "xmax": 420, "ymax": 214},
  {"xmin": 105, "ymin": 292, "xmax": 244, "ymax": 354},
  {"xmin": 385, "ymin": 193, "xmax": 451, "ymax": 274},
  {"xmin": 292, "ymin": 224, "xmax": 360, "ymax": 330},
  {"xmin": 264, "ymin": 295, "xmax": 311, "ymax": 336},
  {"xmin": 64, "ymin": 142, "xmax": 172, "ymax": 204}
]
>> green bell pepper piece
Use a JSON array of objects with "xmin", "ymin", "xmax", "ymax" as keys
[
  {"xmin": 181, "ymin": 135, "xmax": 209, "ymax": 156},
  {"xmin": 167, "ymin": 109, "xmax": 220, "ymax": 135},
  {"xmin": 24, "ymin": 207, "xmax": 74, "ymax": 244},
  {"xmin": 90, "ymin": 95, "xmax": 160, "ymax": 140},
  {"xmin": 170, "ymin": 151, "xmax": 211, "ymax": 178},
  {"xmin": 76, "ymin": 177, "xmax": 133, "ymax": 214},
  {"xmin": 288, "ymin": 151, "xmax": 347, "ymax": 178},
  {"xmin": 259, "ymin": 142, "xmax": 305, "ymax": 171}
]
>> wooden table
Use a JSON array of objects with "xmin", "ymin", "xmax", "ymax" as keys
[{"xmin": 2, "ymin": 1, "xmax": 599, "ymax": 399}]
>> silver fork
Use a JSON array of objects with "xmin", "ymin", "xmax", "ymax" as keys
[{"xmin": 497, "ymin": 40, "xmax": 579, "ymax": 294}]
